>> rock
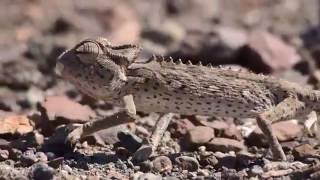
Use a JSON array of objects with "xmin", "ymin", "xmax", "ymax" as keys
[
  {"xmin": 273, "ymin": 121, "xmax": 302, "ymax": 141},
  {"xmin": 175, "ymin": 156, "xmax": 199, "ymax": 172},
  {"xmin": 199, "ymin": 154, "xmax": 218, "ymax": 167},
  {"xmin": 20, "ymin": 149, "xmax": 38, "ymax": 167},
  {"xmin": 0, "ymin": 149, "xmax": 9, "ymax": 161},
  {"xmin": 117, "ymin": 130, "xmax": 142, "ymax": 153},
  {"xmin": 238, "ymin": 30, "xmax": 300, "ymax": 73},
  {"xmin": 293, "ymin": 144, "xmax": 318, "ymax": 160},
  {"xmin": 247, "ymin": 120, "xmax": 302, "ymax": 147},
  {"xmin": 217, "ymin": 155, "xmax": 237, "ymax": 169},
  {"xmin": 0, "ymin": 114, "xmax": 33, "ymax": 135},
  {"xmin": 133, "ymin": 173, "xmax": 162, "ymax": 180},
  {"xmin": 169, "ymin": 118, "xmax": 195, "ymax": 137},
  {"xmin": 29, "ymin": 162, "xmax": 55, "ymax": 180},
  {"xmin": 223, "ymin": 124, "xmax": 243, "ymax": 141},
  {"xmin": 152, "ymin": 156, "xmax": 173, "ymax": 173},
  {"xmin": 42, "ymin": 96, "xmax": 96, "ymax": 122},
  {"xmin": 206, "ymin": 138, "xmax": 246, "ymax": 152},
  {"xmin": 199, "ymin": 120, "xmax": 229, "ymax": 132},
  {"xmin": 0, "ymin": 164, "xmax": 25, "ymax": 179},
  {"xmin": 186, "ymin": 126, "xmax": 214, "ymax": 148},
  {"xmin": 8, "ymin": 131, "xmax": 44, "ymax": 151},
  {"xmin": 36, "ymin": 152, "xmax": 48, "ymax": 162},
  {"xmin": 215, "ymin": 26, "xmax": 248, "ymax": 49},
  {"xmin": 251, "ymin": 165, "xmax": 264, "ymax": 176}
]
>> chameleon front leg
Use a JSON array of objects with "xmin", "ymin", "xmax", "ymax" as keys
[
  {"xmin": 256, "ymin": 97, "xmax": 305, "ymax": 161},
  {"xmin": 132, "ymin": 113, "xmax": 174, "ymax": 162},
  {"xmin": 66, "ymin": 94, "xmax": 137, "ymax": 146}
]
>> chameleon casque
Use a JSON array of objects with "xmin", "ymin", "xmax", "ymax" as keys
[{"xmin": 56, "ymin": 37, "xmax": 320, "ymax": 161}]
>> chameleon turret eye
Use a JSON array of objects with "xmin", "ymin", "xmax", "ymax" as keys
[{"xmin": 74, "ymin": 40, "xmax": 102, "ymax": 64}]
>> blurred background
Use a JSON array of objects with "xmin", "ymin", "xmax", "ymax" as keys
[{"xmin": 1, "ymin": 0, "xmax": 320, "ymax": 179}]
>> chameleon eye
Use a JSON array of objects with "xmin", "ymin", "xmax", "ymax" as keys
[{"xmin": 74, "ymin": 40, "xmax": 102, "ymax": 64}]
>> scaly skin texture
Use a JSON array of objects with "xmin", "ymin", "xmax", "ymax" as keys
[{"xmin": 56, "ymin": 37, "xmax": 320, "ymax": 161}]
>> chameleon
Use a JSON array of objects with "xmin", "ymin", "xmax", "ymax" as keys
[{"xmin": 55, "ymin": 37, "xmax": 320, "ymax": 161}]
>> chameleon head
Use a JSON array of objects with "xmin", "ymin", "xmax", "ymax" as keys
[{"xmin": 55, "ymin": 38, "xmax": 141, "ymax": 100}]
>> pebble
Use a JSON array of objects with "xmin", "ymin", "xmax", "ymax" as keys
[
  {"xmin": 152, "ymin": 156, "xmax": 173, "ymax": 173},
  {"xmin": 186, "ymin": 126, "xmax": 214, "ymax": 148},
  {"xmin": 132, "ymin": 172, "xmax": 162, "ymax": 180},
  {"xmin": 206, "ymin": 137, "xmax": 246, "ymax": 152},
  {"xmin": 20, "ymin": 149, "xmax": 37, "ymax": 167},
  {"xmin": 29, "ymin": 162, "xmax": 55, "ymax": 180},
  {"xmin": 251, "ymin": 165, "xmax": 264, "ymax": 175},
  {"xmin": 175, "ymin": 156, "xmax": 199, "ymax": 172},
  {"xmin": 293, "ymin": 144, "xmax": 318, "ymax": 160},
  {"xmin": 117, "ymin": 130, "xmax": 142, "ymax": 153},
  {"xmin": 0, "ymin": 149, "xmax": 9, "ymax": 161}
]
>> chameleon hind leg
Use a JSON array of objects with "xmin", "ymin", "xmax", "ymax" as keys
[{"xmin": 256, "ymin": 97, "xmax": 306, "ymax": 161}]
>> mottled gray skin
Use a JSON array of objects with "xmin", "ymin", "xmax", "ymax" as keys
[{"xmin": 56, "ymin": 37, "xmax": 320, "ymax": 161}]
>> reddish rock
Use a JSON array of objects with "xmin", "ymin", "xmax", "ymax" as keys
[
  {"xmin": 293, "ymin": 144, "xmax": 318, "ymax": 160},
  {"xmin": 239, "ymin": 30, "xmax": 300, "ymax": 73},
  {"xmin": 169, "ymin": 118, "xmax": 195, "ymax": 137},
  {"xmin": 42, "ymin": 96, "xmax": 96, "ymax": 123},
  {"xmin": 186, "ymin": 126, "xmax": 214, "ymax": 147},
  {"xmin": 272, "ymin": 121, "xmax": 302, "ymax": 141},
  {"xmin": 247, "ymin": 121, "xmax": 302, "ymax": 147},
  {"xmin": 0, "ymin": 115, "xmax": 33, "ymax": 135},
  {"xmin": 206, "ymin": 138, "xmax": 246, "ymax": 152},
  {"xmin": 152, "ymin": 156, "xmax": 173, "ymax": 173}
]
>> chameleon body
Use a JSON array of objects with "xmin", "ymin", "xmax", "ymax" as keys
[{"xmin": 56, "ymin": 37, "xmax": 320, "ymax": 161}]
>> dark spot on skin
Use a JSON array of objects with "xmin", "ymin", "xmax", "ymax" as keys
[
  {"xmin": 153, "ymin": 95, "xmax": 157, "ymax": 98},
  {"xmin": 208, "ymin": 107, "xmax": 212, "ymax": 110},
  {"xmin": 159, "ymin": 93, "xmax": 163, "ymax": 96},
  {"xmin": 167, "ymin": 81, "xmax": 172, "ymax": 85},
  {"xmin": 227, "ymin": 104, "xmax": 232, "ymax": 107},
  {"xmin": 146, "ymin": 96, "xmax": 151, "ymax": 99},
  {"xmin": 232, "ymin": 110, "xmax": 236, "ymax": 112},
  {"xmin": 194, "ymin": 109, "xmax": 198, "ymax": 112},
  {"xmin": 176, "ymin": 97, "xmax": 182, "ymax": 100},
  {"xmin": 145, "ymin": 78, "xmax": 149, "ymax": 83},
  {"xmin": 216, "ymin": 109, "xmax": 220, "ymax": 111},
  {"xmin": 217, "ymin": 101, "xmax": 221, "ymax": 103},
  {"xmin": 164, "ymin": 106, "xmax": 169, "ymax": 109},
  {"xmin": 164, "ymin": 93, "xmax": 172, "ymax": 96},
  {"xmin": 176, "ymin": 106, "xmax": 180, "ymax": 110},
  {"xmin": 189, "ymin": 98, "xmax": 194, "ymax": 101},
  {"xmin": 92, "ymin": 86, "xmax": 96, "ymax": 90},
  {"xmin": 179, "ymin": 85, "xmax": 186, "ymax": 90},
  {"xmin": 153, "ymin": 86, "xmax": 158, "ymax": 90},
  {"xmin": 144, "ymin": 88, "xmax": 148, "ymax": 92},
  {"xmin": 196, "ymin": 102, "xmax": 202, "ymax": 105},
  {"xmin": 206, "ymin": 102, "xmax": 211, "ymax": 105},
  {"xmin": 157, "ymin": 101, "xmax": 160, "ymax": 104},
  {"xmin": 225, "ymin": 111, "xmax": 229, "ymax": 114},
  {"xmin": 163, "ymin": 98, "xmax": 170, "ymax": 101},
  {"xmin": 186, "ymin": 107, "xmax": 191, "ymax": 109}
]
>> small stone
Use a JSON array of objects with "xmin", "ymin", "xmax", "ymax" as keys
[
  {"xmin": 175, "ymin": 156, "xmax": 199, "ymax": 172},
  {"xmin": 238, "ymin": 30, "xmax": 300, "ymax": 73},
  {"xmin": 206, "ymin": 138, "xmax": 246, "ymax": 152},
  {"xmin": 117, "ymin": 130, "xmax": 142, "ymax": 153},
  {"xmin": 0, "ymin": 149, "xmax": 9, "ymax": 161},
  {"xmin": 152, "ymin": 156, "xmax": 173, "ymax": 173},
  {"xmin": 199, "ymin": 154, "xmax": 218, "ymax": 167},
  {"xmin": 216, "ymin": 154, "xmax": 237, "ymax": 169},
  {"xmin": 46, "ymin": 152, "xmax": 56, "ymax": 161},
  {"xmin": 272, "ymin": 121, "xmax": 302, "ymax": 141},
  {"xmin": 169, "ymin": 118, "xmax": 195, "ymax": 137},
  {"xmin": 293, "ymin": 144, "xmax": 318, "ymax": 160},
  {"xmin": 20, "ymin": 149, "xmax": 37, "ymax": 167},
  {"xmin": 251, "ymin": 165, "xmax": 264, "ymax": 175},
  {"xmin": 186, "ymin": 126, "xmax": 214, "ymax": 148},
  {"xmin": 0, "ymin": 114, "xmax": 33, "ymax": 135},
  {"xmin": 36, "ymin": 152, "xmax": 48, "ymax": 162},
  {"xmin": 135, "ymin": 173, "xmax": 162, "ymax": 180},
  {"xmin": 29, "ymin": 162, "xmax": 55, "ymax": 180}
]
